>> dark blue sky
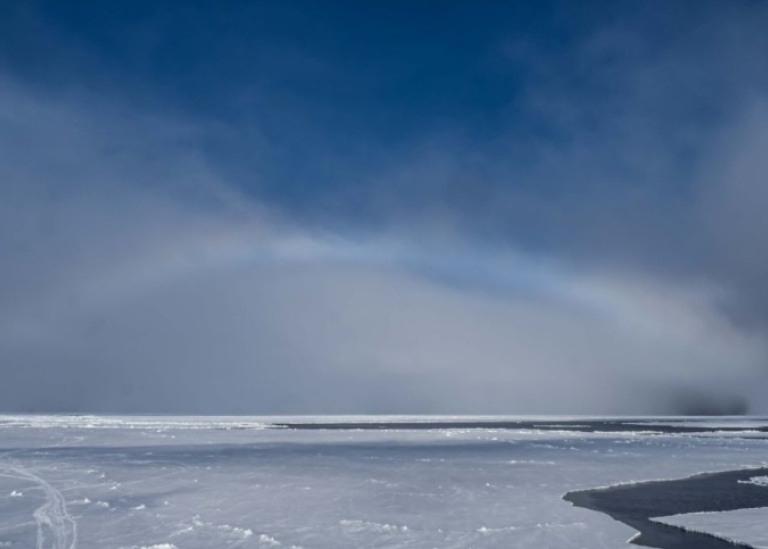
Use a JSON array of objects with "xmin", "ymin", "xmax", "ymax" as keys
[
  {"xmin": 1, "ymin": 0, "xmax": 720, "ymax": 230},
  {"xmin": 3, "ymin": 1, "xmax": 584, "ymax": 126},
  {"xmin": 2, "ymin": 1, "xmax": 765, "ymax": 266}
]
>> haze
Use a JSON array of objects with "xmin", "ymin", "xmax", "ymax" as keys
[{"xmin": 2, "ymin": 1, "xmax": 768, "ymax": 415}]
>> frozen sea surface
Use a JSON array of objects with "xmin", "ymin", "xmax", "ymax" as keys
[
  {"xmin": 1, "ymin": 415, "xmax": 767, "ymax": 549},
  {"xmin": 654, "ymin": 507, "xmax": 768, "ymax": 548}
]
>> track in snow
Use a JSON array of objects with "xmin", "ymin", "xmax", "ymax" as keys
[{"xmin": 1, "ymin": 463, "xmax": 77, "ymax": 549}]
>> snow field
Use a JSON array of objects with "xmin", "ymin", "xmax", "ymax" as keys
[{"xmin": 0, "ymin": 416, "xmax": 766, "ymax": 548}]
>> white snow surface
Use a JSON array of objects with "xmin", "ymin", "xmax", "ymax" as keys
[
  {"xmin": 653, "ymin": 507, "xmax": 768, "ymax": 548},
  {"xmin": 740, "ymin": 476, "xmax": 768, "ymax": 487},
  {"xmin": 0, "ymin": 415, "xmax": 767, "ymax": 548}
]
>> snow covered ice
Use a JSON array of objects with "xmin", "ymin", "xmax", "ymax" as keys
[
  {"xmin": 653, "ymin": 508, "xmax": 768, "ymax": 549},
  {"xmin": 1, "ymin": 415, "xmax": 768, "ymax": 549}
]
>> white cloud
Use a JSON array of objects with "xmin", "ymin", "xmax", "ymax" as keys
[{"xmin": 1, "ymin": 74, "xmax": 766, "ymax": 414}]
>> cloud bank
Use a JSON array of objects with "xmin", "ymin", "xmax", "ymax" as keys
[{"xmin": 2, "ymin": 3, "xmax": 768, "ymax": 414}]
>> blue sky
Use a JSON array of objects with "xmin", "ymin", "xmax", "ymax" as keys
[
  {"xmin": 1, "ymin": 1, "xmax": 768, "ymax": 414},
  {"xmin": 0, "ymin": 1, "xmax": 709, "ymax": 224}
]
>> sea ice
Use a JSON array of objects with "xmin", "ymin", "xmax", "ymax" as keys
[
  {"xmin": 0, "ymin": 415, "xmax": 767, "ymax": 548},
  {"xmin": 653, "ymin": 507, "xmax": 768, "ymax": 548},
  {"xmin": 739, "ymin": 476, "xmax": 768, "ymax": 487}
]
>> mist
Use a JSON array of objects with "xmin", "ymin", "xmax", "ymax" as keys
[{"xmin": 2, "ymin": 2, "xmax": 768, "ymax": 414}]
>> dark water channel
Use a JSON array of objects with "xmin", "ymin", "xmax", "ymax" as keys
[
  {"xmin": 276, "ymin": 418, "xmax": 768, "ymax": 435},
  {"xmin": 277, "ymin": 418, "xmax": 768, "ymax": 548},
  {"xmin": 564, "ymin": 468, "xmax": 768, "ymax": 549}
]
